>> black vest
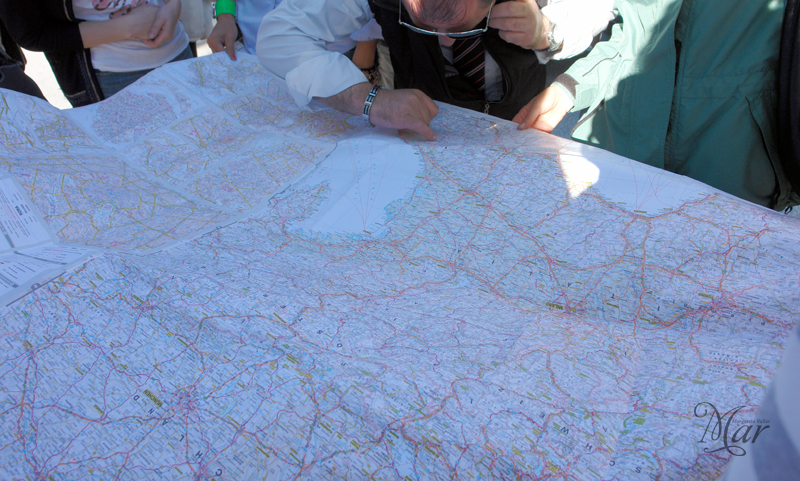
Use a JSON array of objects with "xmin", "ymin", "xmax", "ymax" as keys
[{"xmin": 368, "ymin": 0, "xmax": 546, "ymax": 120}]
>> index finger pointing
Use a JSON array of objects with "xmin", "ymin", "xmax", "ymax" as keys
[{"xmin": 405, "ymin": 117, "xmax": 437, "ymax": 141}]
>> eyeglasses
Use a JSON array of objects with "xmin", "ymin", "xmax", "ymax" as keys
[{"xmin": 398, "ymin": 0, "xmax": 494, "ymax": 38}]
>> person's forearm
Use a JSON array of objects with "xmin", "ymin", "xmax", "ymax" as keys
[
  {"xmin": 313, "ymin": 82, "xmax": 372, "ymax": 115},
  {"xmin": 352, "ymin": 40, "xmax": 377, "ymax": 69},
  {"xmin": 78, "ymin": 19, "xmax": 135, "ymax": 48},
  {"xmin": 161, "ymin": 0, "xmax": 181, "ymax": 17},
  {"xmin": 80, "ymin": 3, "xmax": 162, "ymax": 48}
]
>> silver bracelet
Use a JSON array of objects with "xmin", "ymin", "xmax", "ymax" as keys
[{"xmin": 362, "ymin": 84, "xmax": 381, "ymax": 126}]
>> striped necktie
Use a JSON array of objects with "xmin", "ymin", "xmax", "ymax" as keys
[{"xmin": 453, "ymin": 36, "xmax": 486, "ymax": 94}]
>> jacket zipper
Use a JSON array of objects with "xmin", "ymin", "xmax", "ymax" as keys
[
  {"xmin": 64, "ymin": 0, "xmax": 104, "ymax": 102},
  {"xmin": 481, "ymin": 40, "xmax": 511, "ymax": 117},
  {"xmin": 435, "ymin": 36, "xmax": 510, "ymax": 117},
  {"xmin": 569, "ymin": 52, "xmax": 622, "ymax": 136},
  {"xmin": 82, "ymin": 50, "xmax": 104, "ymax": 102},
  {"xmin": 570, "ymin": 102, "xmax": 602, "ymax": 137}
]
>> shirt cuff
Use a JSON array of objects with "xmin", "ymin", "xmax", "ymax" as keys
[
  {"xmin": 534, "ymin": 49, "xmax": 554, "ymax": 65},
  {"xmin": 552, "ymin": 74, "xmax": 578, "ymax": 111},
  {"xmin": 284, "ymin": 52, "xmax": 369, "ymax": 108}
]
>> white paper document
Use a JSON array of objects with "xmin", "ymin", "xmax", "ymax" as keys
[{"xmin": 0, "ymin": 174, "xmax": 98, "ymax": 304}]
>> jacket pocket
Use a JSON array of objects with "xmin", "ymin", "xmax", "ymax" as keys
[{"xmin": 64, "ymin": 89, "xmax": 96, "ymax": 108}]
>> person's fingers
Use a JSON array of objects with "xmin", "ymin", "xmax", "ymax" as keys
[
  {"xmin": 368, "ymin": 89, "xmax": 438, "ymax": 140},
  {"xmin": 150, "ymin": 29, "xmax": 169, "ymax": 48},
  {"xmin": 497, "ymin": 30, "xmax": 531, "ymax": 48},
  {"xmin": 532, "ymin": 112, "xmax": 557, "ymax": 133},
  {"xmin": 225, "ymin": 35, "xmax": 237, "ymax": 60},
  {"xmin": 148, "ymin": 18, "xmax": 164, "ymax": 41},
  {"xmin": 419, "ymin": 93, "xmax": 439, "ymax": 122},
  {"xmin": 517, "ymin": 96, "xmax": 546, "ymax": 130},
  {"xmin": 488, "ymin": 16, "xmax": 529, "ymax": 33},
  {"xmin": 488, "ymin": 0, "xmax": 527, "ymax": 19},
  {"xmin": 207, "ymin": 34, "xmax": 223, "ymax": 53},
  {"xmin": 514, "ymin": 87, "xmax": 572, "ymax": 133},
  {"xmin": 493, "ymin": 14, "xmax": 542, "ymax": 48},
  {"xmin": 533, "ymin": 105, "xmax": 569, "ymax": 133},
  {"xmin": 512, "ymin": 103, "xmax": 530, "ymax": 125},
  {"xmin": 489, "ymin": 0, "xmax": 542, "ymax": 48},
  {"xmin": 405, "ymin": 117, "xmax": 437, "ymax": 141}
]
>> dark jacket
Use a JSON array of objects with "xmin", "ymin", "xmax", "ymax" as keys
[
  {"xmin": 1, "ymin": 19, "xmax": 24, "ymax": 64},
  {"xmin": 778, "ymin": 0, "xmax": 800, "ymax": 194},
  {"xmin": 0, "ymin": 20, "xmax": 46, "ymax": 100},
  {"xmin": 0, "ymin": 0, "xmax": 104, "ymax": 106},
  {"xmin": 368, "ymin": 0, "xmax": 545, "ymax": 120}
]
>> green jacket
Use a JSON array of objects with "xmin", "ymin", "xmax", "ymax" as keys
[{"xmin": 555, "ymin": 0, "xmax": 798, "ymax": 210}]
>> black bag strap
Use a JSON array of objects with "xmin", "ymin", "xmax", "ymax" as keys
[{"xmin": 778, "ymin": 0, "xmax": 800, "ymax": 192}]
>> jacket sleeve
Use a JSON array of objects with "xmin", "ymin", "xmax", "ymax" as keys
[
  {"xmin": 552, "ymin": 0, "xmax": 685, "ymax": 114},
  {"xmin": 551, "ymin": 15, "xmax": 627, "ymax": 112},
  {"xmin": 0, "ymin": 0, "xmax": 85, "ymax": 53}
]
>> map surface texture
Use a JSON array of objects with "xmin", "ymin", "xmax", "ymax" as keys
[{"xmin": 0, "ymin": 54, "xmax": 798, "ymax": 480}]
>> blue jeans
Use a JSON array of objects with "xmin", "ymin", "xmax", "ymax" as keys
[{"xmin": 94, "ymin": 45, "xmax": 194, "ymax": 99}]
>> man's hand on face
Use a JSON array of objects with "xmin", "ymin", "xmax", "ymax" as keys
[{"xmin": 488, "ymin": 0, "xmax": 550, "ymax": 50}]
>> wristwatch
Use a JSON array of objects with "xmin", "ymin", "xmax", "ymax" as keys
[
  {"xmin": 213, "ymin": 0, "xmax": 236, "ymax": 18},
  {"xmin": 541, "ymin": 16, "xmax": 563, "ymax": 52}
]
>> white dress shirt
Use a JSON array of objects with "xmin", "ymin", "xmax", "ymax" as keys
[
  {"xmin": 256, "ymin": 0, "xmax": 614, "ymax": 108},
  {"xmin": 537, "ymin": 0, "xmax": 615, "ymax": 63}
]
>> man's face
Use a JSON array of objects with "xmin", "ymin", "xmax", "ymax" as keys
[{"xmin": 403, "ymin": 0, "xmax": 493, "ymax": 45}]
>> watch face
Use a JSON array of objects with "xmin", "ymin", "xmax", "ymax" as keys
[
  {"xmin": 548, "ymin": 22, "xmax": 562, "ymax": 52},
  {"xmin": 552, "ymin": 23, "xmax": 563, "ymax": 44}
]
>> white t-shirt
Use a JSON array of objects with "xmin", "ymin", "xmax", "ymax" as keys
[{"xmin": 73, "ymin": 0, "xmax": 189, "ymax": 72}]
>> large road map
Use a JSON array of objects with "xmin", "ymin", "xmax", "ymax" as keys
[{"xmin": 1, "ymin": 53, "xmax": 799, "ymax": 480}]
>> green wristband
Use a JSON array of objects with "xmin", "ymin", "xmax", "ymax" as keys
[{"xmin": 213, "ymin": 0, "xmax": 236, "ymax": 18}]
